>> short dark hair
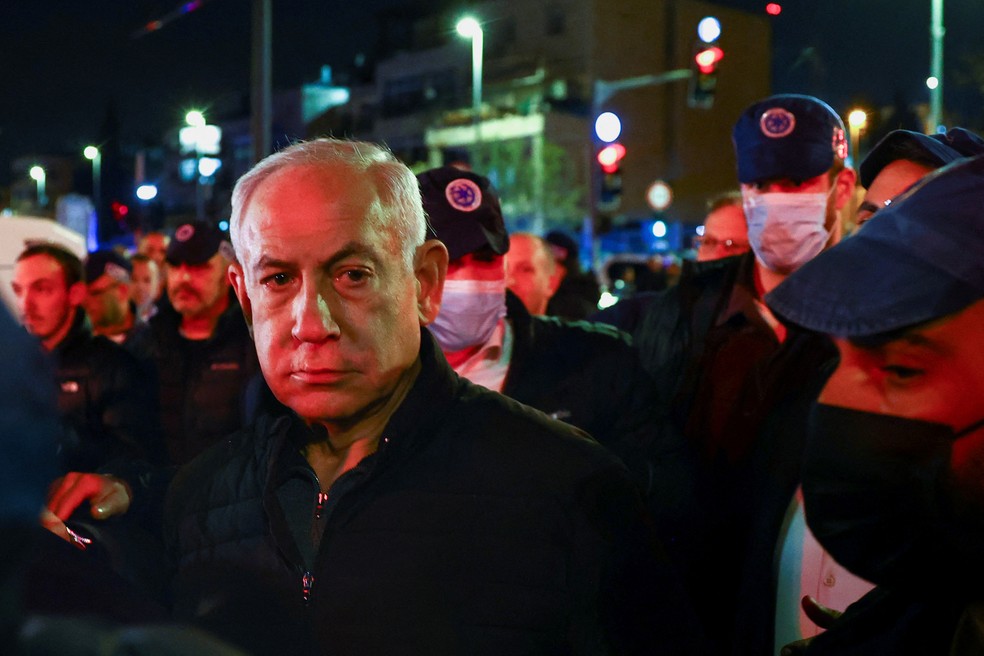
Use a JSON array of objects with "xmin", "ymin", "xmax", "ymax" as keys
[
  {"xmin": 705, "ymin": 191, "xmax": 743, "ymax": 213},
  {"xmin": 16, "ymin": 244, "xmax": 84, "ymax": 287}
]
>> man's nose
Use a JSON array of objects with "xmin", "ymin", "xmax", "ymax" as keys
[{"xmin": 291, "ymin": 283, "xmax": 339, "ymax": 343}]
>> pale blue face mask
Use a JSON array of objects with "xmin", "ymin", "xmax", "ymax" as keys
[
  {"xmin": 742, "ymin": 187, "xmax": 835, "ymax": 274},
  {"xmin": 429, "ymin": 278, "xmax": 507, "ymax": 352}
]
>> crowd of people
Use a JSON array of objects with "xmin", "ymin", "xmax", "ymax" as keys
[{"xmin": 2, "ymin": 93, "xmax": 983, "ymax": 655}]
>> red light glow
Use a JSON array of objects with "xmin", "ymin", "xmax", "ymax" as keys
[{"xmin": 766, "ymin": 3, "xmax": 782, "ymax": 16}]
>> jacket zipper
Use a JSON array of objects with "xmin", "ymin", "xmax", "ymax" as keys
[{"xmin": 303, "ymin": 489, "xmax": 330, "ymax": 603}]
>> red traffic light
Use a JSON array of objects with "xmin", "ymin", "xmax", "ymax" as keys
[
  {"xmin": 694, "ymin": 46, "xmax": 724, "ymax": 74},
  {"xmin": 766, "ymin": 3, "xmax": 782, "ymax": 16},
  {"xmin": 110, "ymin": 200, "xmax": 130, "ymax": 220},
  {"xmin": 597, "ymin": 143, "xmax": 626, "ymax": 173}
]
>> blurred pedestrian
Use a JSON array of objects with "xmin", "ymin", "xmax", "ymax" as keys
[
  {"xmin": 544, "ymin": 229, "xmax": 600, "ymax": 319},
  {"xmin": 505, "ymin": 232, "xmax": 561, "ymax": 316},
  {"xmin": 420, "ymin": 165, "xmax": 699, "ymax": 548},
  {"xmin": 694, "ymin": 191, "xmax": 749, "ymax": 262},
  {"xmin": 142, "ymin": 221, "xmax": 259, "ymax": 466},
  {"xmin": 130, "ymin": 253, "xmax": 161, "ymax": 322}
]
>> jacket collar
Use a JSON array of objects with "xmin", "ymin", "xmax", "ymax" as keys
[{"xmin": 52, "ymin": 307, "xmax": 92, "ymax": 355}]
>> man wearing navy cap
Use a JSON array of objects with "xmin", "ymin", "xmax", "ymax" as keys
[
  {"xmin": 138, "ymin": 220, "xmax": 259, "ymax": 466},
  {"xmin": 621, "ymin": 94, "xmax": 859, "ymax": 652},
  {"xmin": 856, "ymin": 126, "xmax": 984, "ymax": 227},
  {"xmin": 418, "ymin": 166, "xmax": 698, "ymax": 546},
  {"xmin": 766, "ymin": 155, "xmax": 984, "ymax": 654}
]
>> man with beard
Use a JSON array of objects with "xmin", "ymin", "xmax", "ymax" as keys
[
  {"xmin": 141, "ymin": 221, "xmax": 259, "ymax": 466},
  {"xmin": 766, "ymin": 154, "xmax": 984, "ymax": 654}
]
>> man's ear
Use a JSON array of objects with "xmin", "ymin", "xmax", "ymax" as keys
[
  {"xmin": 228, "ymin": 263, "xmax": 254, "ymax": 336},
  {"xmin": 67, "ymin": 281, "xmax": 87, "ymax": 308},
  {"xmin": 833, "ymin": 166, "xmax": 858, "ymax": 211},
  {"xmin": 414, "ymin": 239, "xmax": 448, "ymax": 325}
]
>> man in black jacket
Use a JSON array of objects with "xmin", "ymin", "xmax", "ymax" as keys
[
  {"xmin": 165, "ymin": 138, "xmax": 704, "ymax": 655},
  {"xmin": 11, "ymin": 244, "xmax": 163, "ymax": 473},
  {"xmin": 417, "ymin": 165, "xmax": 698, "ymax": 548},
  {"xmin": 139, "ymin": 221, "xmax": 259, "ymax": 466}
]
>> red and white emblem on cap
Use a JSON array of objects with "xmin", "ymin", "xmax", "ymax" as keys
[
  {"xmin": 760, "ymin": 108, "xmax": 796, "ymax": 138},
  {"xmin": 445, "ymin": 178, "xmax": 482, "ymax": 212},
  {"xmin": 175, "ymin": 224, "xmax": 195, "ymax": 241},
  {"xmin": 832, "ymin": 127, "xmax": 848, "ymax": 159}
]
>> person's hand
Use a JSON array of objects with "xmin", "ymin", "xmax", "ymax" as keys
[
  {"xmin": 778, "ymin": 596, "xmax": 844, "ymax": 655},
  {"xmin": 46, "ymin": 472, "xmax": 132, "ymax": 522},
  {"xmin": 801, "ymin": 595, "xmax": 842, "ymax": 629}
]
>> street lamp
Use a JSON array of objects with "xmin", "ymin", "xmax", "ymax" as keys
[
  {"xmin": 84, "ymin": 145, "xmax": 102, "ymax": 217},
  {"xmin": 848, "ymin": 109, "xmax": 867, "ymax": 168},
  {"xmin": 29, "ymin": 165, "xmax": 47, "ymax": 208},
  {"xmin": 186, "ymin": 110, "xmax": 206, "ymax": 219},
  {"xmin": 456, "ymin": 16, "xmax": 483, "ymax": 143}
]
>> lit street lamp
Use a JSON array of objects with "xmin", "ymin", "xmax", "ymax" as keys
[
  {"xmin": 84, "ymin": 145, "xmax": 101, "ymax": 218},
  {"xmin": 848, "ymin": 109, "xmax": 867, "ymax": 168},
  {"xmin": 186, "ymin": 110, "xmax": 206, "ymax": 219},
  {"xmin": 29, "ymin": 165, "xmax": 47, "ymax": 208},
  {"xmin": 456, "ymin": 16, "xmax": 484, "ymax": 143}
]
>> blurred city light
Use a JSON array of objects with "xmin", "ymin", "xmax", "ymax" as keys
[
  {"xmin": 218, "ymin": 220, "xmax": 230, "ymax": 231},
  {"xmin": 765, "ymin": 3, "xmax": 782, "ymax": 16},
  {"xmin": 848, "ymin": 109, "xmax": 867, "ymax": 129},
  {"xmin": 597, "ymin": 143, "xmax": 626, "ymax": 173},
  {"xmin": 652, "ymin": 220, "xmax": 668, "ymax": 238},
  {"xmin": 455, "ymin": 16, "xmax": 481, "ymax": 38},
  {"xmin": 594, "ymin": 112, "xmax": 622, "ymax": 143},
  {"xmin": 136, "ymin": 184, "xmax": 158, "ymax": 201},
  {"xmin": 198, "ymin": 157, "xmax": 221, "ymax": 177},
  {"xmin": 598, "ymin": 291, "xmax": 619, "ymax": 310},
  {"xmin": 83, "ymin": 145, "xmax": 99, "ymax": 161},
  {"xmin": 29, "ymin": 165, "xmax": 45, "ymax": 181},
  {"xmin": 697, "ymin": 17, "xmax": 721, "ymax": 43},
  {"xmin": 926, "ymin": 76, "xmax": 940, "ymax": 90},
  {"xmin": 185, "ymin": 110, "xmax": 206, "ymax": 128}
]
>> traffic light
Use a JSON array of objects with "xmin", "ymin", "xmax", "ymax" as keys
[
  {"xmin": 597, "ymin": 143, "xmax": 625, "ymax": 212},
  {"xmin": 689, "ymin": 17, "xmax": 724, "ymax": 109},
  {"xmin": 110, "ymin": 200, "xmax": 130, "ymax": 222}
]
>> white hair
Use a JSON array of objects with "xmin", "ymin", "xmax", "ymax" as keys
[{"xmin": 229, "ymin": 138, "xmax": 426, "ymax": 271}]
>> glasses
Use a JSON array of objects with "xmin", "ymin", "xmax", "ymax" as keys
[{"xmin": 693, "ymin": 235, "xmax": 749, "ymax": 254}]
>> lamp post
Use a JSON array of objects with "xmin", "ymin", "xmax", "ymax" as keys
[
  {"xmin": 186, "ymin": 110, "xmax": 206, "ymax": 219},
  {"xmin": 848, "ymin": 109, "xmax": 867, "ymax": 168},
  {"xmin": 928, "ymin": 0, "xmax": 944, "ymax": 133},
  {"xmin": 83, "ymin": 145, "xmax": 102, "ymax": 217},
  {"xmin": 29, "ymin": 165, "xmax": 47, "ymax": 208},
  {"xmin": 456, "ymin": 16, "xmax": 483, "ymax": 145}
]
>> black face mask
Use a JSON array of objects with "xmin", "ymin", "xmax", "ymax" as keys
[{"xmin": 802, "ymin": 403, "xmax": 984, "ymax": 590}]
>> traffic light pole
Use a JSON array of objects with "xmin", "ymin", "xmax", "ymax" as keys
[{"xmin": 589, "ymin": 68, "xmax": 692, "ymax": 268}]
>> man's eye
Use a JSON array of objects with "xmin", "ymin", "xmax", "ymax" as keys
[
  {"xmin": 338, "ymin": 269, "xmax": 370, "ymax": 285},
  {"xmin": 263, "ymin": 272, "xmax": 293, "ymax": 287},
  {"xmin": 883, "ymin": 364, "xmax": 923, "ymax": 380}
]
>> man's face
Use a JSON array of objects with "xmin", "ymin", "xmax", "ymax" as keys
[
  {"xmin": 139, "ymin": 233, "xmax": 169, "ymax": 267},
  {"xmin": 130, "ymin": 259, "xmax": 159, "ymax": 307},
  {"xmin": 820, "ymin": 299, "xmax": 984, "ymax": 432},
  {"xmin": 697, "ymin": 204, "xmax": 749, "ymax": 261},
  {"xmin": 743, "ymin": 166, "xmax": 856, "ymax": 237},
  {"xmin": 505, "ymin": 235, "xmax": 557, "ymax": 315},
  {"xmin": 167, "ymin": 254, "xmax": 230, "ymax": 319},
  {"xmin": 84, "ymin": 274, "xmax": 129, "ymax": 329},
  {"xmin": 11, "ymin": 254, "xmax": 83, "ymax": 350},
  {"xmin": 229, "ymin": 164, "xmax": 443, "ymax": 426},
  {"xmin": 856, "ymin": 159, "xmax": 935, "ymax": 227}
]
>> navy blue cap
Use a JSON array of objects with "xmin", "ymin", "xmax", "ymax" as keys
[
  {"xmin": 859, "ymin": 127, "xmax": 984, "ymax": 188},
  {"xmin": 733, "ymin": 94, "xmax": 848, "ymax": 184},
  {"xmin": 418, "ymin": 166, "xmax": 509, "ymax": 261},
  {"xmin": 166, "ymin": 220, "xmax": 234, "ymax": 266},
  {"xmin": 84, "ymin": 249, "xmax": 131, "ymax": 284},
  {"xmin": 545, "ymin": 230, "xmax": 579, "ymax": 268},
  {"xmin": 765, "ymin": 154, "xmax": 984, "ymax": 337}
]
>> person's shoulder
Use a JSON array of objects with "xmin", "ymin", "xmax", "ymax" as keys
[
  {"xmin": 168, "ymin": 422, "xmax": 272, "ymax": 502},
  {"xmin": 447, "ymin": 380, "xmax": 627, "ymax": 476}
]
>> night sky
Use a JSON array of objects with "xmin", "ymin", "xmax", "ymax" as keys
[{"xmin": 1, "ymin": 0, "xmax": 982, "ymax": 185}]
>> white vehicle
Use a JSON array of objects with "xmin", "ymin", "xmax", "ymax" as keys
[{"xmin": 0, "ymin": 215, "xmax": 86, "ymax": 314}]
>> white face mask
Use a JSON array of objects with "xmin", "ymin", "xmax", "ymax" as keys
[
  {"xmin": 742, "ymin": 186, "xmax": 835, "ymax": 274},
  {"xmin": 429, "ymin": 278, "xmax": 507, "ymax": 352}
]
